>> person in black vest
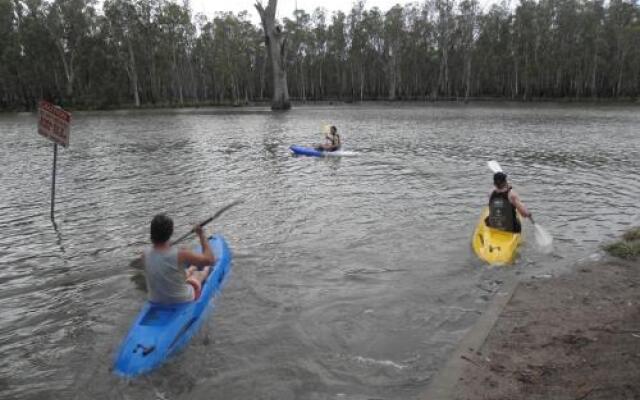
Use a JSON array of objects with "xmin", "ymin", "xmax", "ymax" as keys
[
  {"xmin": 315, "ymin": 126, "xmax": 341, "ymax": 152},
  {"xmin": 486, "ymin": 172, "xmax": 531, "ymax": 233}
]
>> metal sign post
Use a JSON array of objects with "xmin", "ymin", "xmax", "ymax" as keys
[
  {"xmin": 51, "ymin": 143, "xmax": 58, "ymax": 219},
  {"xmin": 37, "ymin": 101, "xmax": 71, "ymax": 221}
]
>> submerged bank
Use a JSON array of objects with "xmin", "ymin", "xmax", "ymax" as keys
[{"xmin": 427, "ymin": 228, "xmax": 640, "ymax": 400}]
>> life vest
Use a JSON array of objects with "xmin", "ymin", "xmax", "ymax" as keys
[
  {"xmin": 488, "ymin": 188, "xmax": 517, "ymax": 232},
  {"xmin": 323, "ymin": 132, "xmax": 340, "ymax": 151}
]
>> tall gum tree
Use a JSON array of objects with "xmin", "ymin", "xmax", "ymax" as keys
[
  {"xmin": 45, "ymin": 0, "xmax": 95, "ymax": 104},
  {"xmin": 255, "ymin": 0, "xmax": 291, "ymax": 110},
  {"xmin": 104, "ymin": 0, "xmax": 141, "ymax": 107}
]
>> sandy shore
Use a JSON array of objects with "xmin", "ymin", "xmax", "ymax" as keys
[{"xmin": 449, "ymin": 255, "xmax": 640, "ymax": 400}]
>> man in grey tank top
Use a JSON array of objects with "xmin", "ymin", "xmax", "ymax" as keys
[{"xmin": 143, "ymin": 214, "xmax": 215, "ymax": 304}]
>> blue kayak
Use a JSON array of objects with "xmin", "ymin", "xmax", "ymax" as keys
[
  {"xmin": 290, "ymin": 145, "xmax": 357, "ymax": 157},
  {"xmin": 113, "ymin": 235, "xmax": 232, "ymax": 377}
]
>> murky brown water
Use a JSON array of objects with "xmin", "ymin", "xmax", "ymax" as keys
[{"xmin": 1, "ymin": 104, "xmax": 639, "ymax": 399}]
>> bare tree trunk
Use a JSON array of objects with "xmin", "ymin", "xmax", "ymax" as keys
[
  {"xmin": 340, "ymin": 67, "xmax": 347, "ymax": 99},
  {"xmin": 126, "ymin": 37, "xmax": 140, "ymax": 107},
  {"xmin": 255, "ymin": 0, "xmax": 291, "ymax": 110},
  {"xmin": 171, "ymin": 46, "xmax": 184, "ymax": 105},
  {"xmin": 616, "ymin": 50, "xmax": 626, "ymax": 97},
  {"xmin": 524, "ymin": 53, "xmax": 529, "ymax": 101},
  {"xmin": 514, "ymin": 59, "xmax": 519, "ymax": 98},
  {"xmin": 54, "ymin": 41, "xmax": 75, "ymax": 102},
  {"xmin": 260, "ymin": 58, "xmax": 267, "ymax": 99},
  {"xmin": 389, "ymin": 68, "xmax": 397, "ymax": 100},
  {"xmin": 360, "ymin": 65, "xmax": 364, "ymax": 101},
  {"xmin": 591, "ymin": 47, "xmax": 598, "ymax": 98},
  {"xmin": 387, "ymin": 47, "xmax": 397, "ymax": 100},
  {"xmin": 319, "ymin": 59, "xmax": 323, "ymax": 98},
  {"xmin": 464, "ymin": 54, "xmax": 471, "ymax": 103},
  {"xmin": 437, "ymin": 0, "xmax": 451, "ymax": 99}
]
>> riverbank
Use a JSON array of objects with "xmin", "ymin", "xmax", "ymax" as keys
[
  {"xmin": 425, "ymin": 229, "xmax": 640, "ymax": 399},
  {"xmin": 2, "ymin": 97, "xmax": 639, "ymax": 113}
]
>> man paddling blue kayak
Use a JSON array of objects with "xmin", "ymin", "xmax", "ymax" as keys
[
  {"xmin": 115, "ymin": 203, "xmax": 239, "ymax": 377},
  {"xmin": 143, "ymin": 214, "xmax": 214, "ymax": 303}
]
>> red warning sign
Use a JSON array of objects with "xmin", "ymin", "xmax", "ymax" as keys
[{"xmin": 38, "ymin": 101, "xmax": 71, "ymax": 147}]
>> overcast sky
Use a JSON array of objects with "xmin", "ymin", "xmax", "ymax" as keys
[{"xmin": 189, "ymin": 0, "xmax": 455, "ymax": 23}]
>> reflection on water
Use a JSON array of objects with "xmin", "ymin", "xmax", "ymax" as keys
[{"xmin": 0, "ymin": 104, "xmax": 639, "ymax": 399}]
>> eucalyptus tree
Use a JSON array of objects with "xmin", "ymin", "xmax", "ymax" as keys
[
  {"xmin": 44, "ymin": 0, "xmax": 97, "ymax": 103},
  {"xmin": 284, "ymin": 8, "xmax": 313, "ymax": 100},
  {"xmin": 361, "ymin": 7, "xmax": 384, "ymax": 98},
  {"xmin": 104, "ymin": 0, "xmax": 141, "ymax": 106},
  {"xmin": 582, "ymin": 0, "xmax": 606, "ymax": 97},
  {"xmin": 0, "ymin": 0, "xmax": 19, "ymax": 108},
  {"xmin": 606, "ymin": 0, "xmax": 639, "ymax": 97},
  {"xmin": 1, "ymin": 0, "xmax": 640, "ymax": 111},
  {"xmin": 347, "ymin": 1, "xmax": 369, "ymax": 100},
  {"xmin": 475, "ymin": 3, "xmax": 512, "ymax": 97},
  {"xmin": 457, "ymin": 0, "xmax": 478, "ymax": 101},
  {"xmin": 255, "ymin": 0, "xmax": 291, "ymax": 110},
  {"xmin": 310, "ymin": 8, "xmax": 328, "ymax": 99},
  {"xmin": 434, "ymin": 0, "xmax": 455, "ymax": 98},
  {"xmin": 156, "ymin": 1, "xmax": 194, "ymax": 104},
  {"xmin": 326, "ymin": 11, "xmax": 348, "ymax": 98},
  {"xmin": 384, "ymin": 6, "xmax": 403, "ymax": 99}
]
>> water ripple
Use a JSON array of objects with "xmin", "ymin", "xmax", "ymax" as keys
[{"xmin": 0, "ymin": 104, "xmax": 638, "ymax": 399}]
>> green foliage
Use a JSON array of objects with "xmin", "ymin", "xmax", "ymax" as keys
[
  {"xmin": 604, "ymin": 228, "xmax": 640, "ymax": 260},
  {"xmin": 622, "ymin": 228, "xmax": 640, "ymax": 243},
  {"xmin": 1, "ymin": 0, "xmax": 640, "ymax": 110}
]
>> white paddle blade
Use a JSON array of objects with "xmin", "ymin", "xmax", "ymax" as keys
[
  {"xmin": 534, "ymin": 223, "xmax": 553, "ymax": 253},
  {"xmin": 487, "ymin": 160, "xmax": 503, "ymax": 173},
  {"xmin": 322, "ymin": 124, "xmax": 331, "ymax": 135}
]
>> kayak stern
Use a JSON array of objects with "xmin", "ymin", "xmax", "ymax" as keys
[{"xmin": 472, "ymin": 208, "xmax": 522, "ymax": 265}]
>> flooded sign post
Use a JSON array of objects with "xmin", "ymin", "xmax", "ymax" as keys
[{"xmin": 37, "ymin": 100, "xmax": 71, "ymax": 221}]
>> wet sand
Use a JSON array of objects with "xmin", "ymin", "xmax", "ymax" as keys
[{"xmin": 449, "ymin": 256, "xmax": 640, "ymax": 400}]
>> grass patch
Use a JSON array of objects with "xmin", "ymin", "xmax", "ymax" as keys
[
  {"xmin": 604, "ymin": 227, "xmax": 640, "ymax": 260},
  {"xmin": 622, "ymin": 228, "xmax": 640, "ymax": 242}
]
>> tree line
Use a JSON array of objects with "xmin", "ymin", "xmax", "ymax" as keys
[{"xmin": 1, "ymin": 0, "xmax": 639, "ymax": 111}]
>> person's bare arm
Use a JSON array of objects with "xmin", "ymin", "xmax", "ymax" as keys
[
  {"xmin": 509, "ymin": 190, "xmax": 531, "ymax": 218},
  {"xmin": 177, "ymin": 226, "xmax": 215, "ymax": 267}
]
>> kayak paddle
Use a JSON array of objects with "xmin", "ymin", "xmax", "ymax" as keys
[
  {"xmin": 486, "ymin": 160, "xmax": 553, "ymax": 252},
  {"xmin": 487, "ymin": 160, "xmax": 503, "ymax": 173},
  {"xmin": 129, "ymin": 199, "xmax": 244, "ymax": 270},
  {"xmin": 530, "ymin": 216, "xmax": 553, "ymax": 253},
  {"xmin": 171, "ymin": 199, "xmax": 244, "ymax": 245}
]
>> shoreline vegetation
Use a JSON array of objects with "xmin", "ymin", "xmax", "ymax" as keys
[
  {"xmin": 444, "ymin": 227, "xmax": 640, "ymax": 399},
  {"xmin": 1, "ymin": 0, "xmax": 639, "ymax": 112},
  {"xmin": 2, "ymin": 97, "xmax": 640, "ymax": 114},
  {"xmin": 604, "ymin": 227, "xmax": 640, "ymax": 260}
]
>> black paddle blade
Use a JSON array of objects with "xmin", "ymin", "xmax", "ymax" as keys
[{"xmin": 129, "ymin": 256, "xmax": 144, "ymax": 270}]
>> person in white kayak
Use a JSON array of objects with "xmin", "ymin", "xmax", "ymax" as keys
[
  {"xmin": 142, "ymin": 214, "xmax": 215, "ymax": 304},
  {"xmin": 486, "ymin": 172, "xmax": 532, "ymax": 233},
  {"xmin": 315, "ymin": 125, "xmax": 341, "ymax": 152}
]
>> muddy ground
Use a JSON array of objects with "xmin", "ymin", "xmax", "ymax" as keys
[{"xmin": 452, "ymin": 257, "xmax": 640, "ymax": 400}]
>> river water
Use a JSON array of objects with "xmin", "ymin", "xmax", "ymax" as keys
[{"xmin": 0, "ymin": 104, "xmax": 638, "ymax": 399}]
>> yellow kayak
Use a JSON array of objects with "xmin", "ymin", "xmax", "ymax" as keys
[{"xmin": 472, "ymin": 207, "xmax": 522, "ymax": 265}]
